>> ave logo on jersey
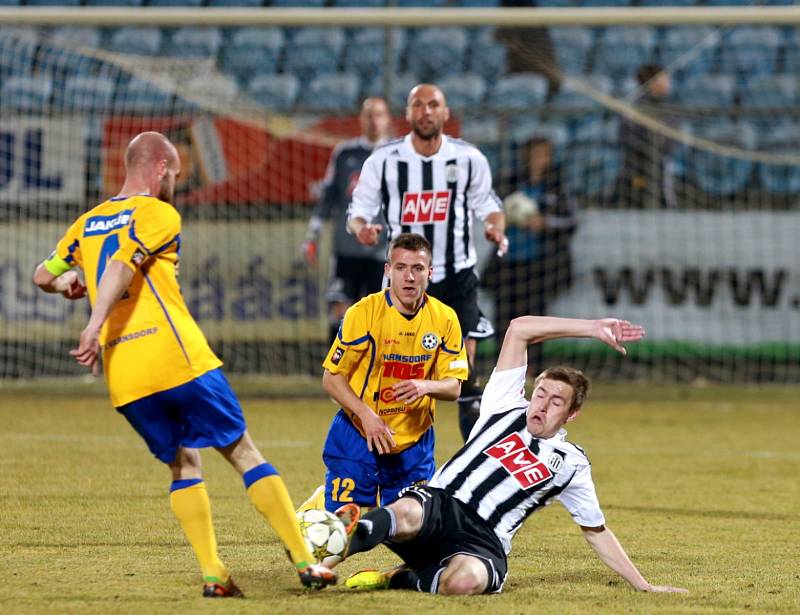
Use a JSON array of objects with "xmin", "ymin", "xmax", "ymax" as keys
[
  {"xmin": 401, "ymin": 190, "xmax": 451, "ymax": 223},
  {"xmin": 484, "ymin": 433, "xmax": 553, "ymax": 489}
]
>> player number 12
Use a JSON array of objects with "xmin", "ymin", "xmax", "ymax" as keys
[{"xmin": 330, "ymin": 477, "xmax": 355, "ymax": 502}]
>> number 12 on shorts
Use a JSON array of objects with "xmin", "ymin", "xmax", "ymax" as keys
[{"xmin": 330, "ymin": 477, "xmax": 355, "ymax": 502}]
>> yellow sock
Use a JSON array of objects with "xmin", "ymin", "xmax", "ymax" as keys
[
  {"xmin": 244, "ymin": 466, "xmax": 314, "ymax": 568},
  {"xmin": 169, "ymin": 480, "xmax": 228, "ymax": 583}
]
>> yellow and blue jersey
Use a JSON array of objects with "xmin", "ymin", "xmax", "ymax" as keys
[
  {"xmin": 322, "ymin": 289, "xmax": 468, "ymax": 453},
  {"xmin": 43, "ymin": 195, "xmax": 221, "ymax": 407}
]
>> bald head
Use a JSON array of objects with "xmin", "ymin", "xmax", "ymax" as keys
[
  {"xmin": 125, "ymin": 131, "xmax": 179, "ymax": 172},
  {"xmin": 406, "ymin": 83, "xmax": 449, "ymax": 142},
  {"xmin": 122, "ymin": 132, "xmax": 181, "ymax": 204}
]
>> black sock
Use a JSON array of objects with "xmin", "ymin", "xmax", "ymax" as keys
[
  {"xmin": 346, "ymin": 508, "xmax": 396, "ymax": 557},
  {"xmin": 388, "ymin": 569, "xmax": 419, "ymax": 590},
  {"xmin": 458, "ymin": 398, "xmax": 481, "ymax": 442}
]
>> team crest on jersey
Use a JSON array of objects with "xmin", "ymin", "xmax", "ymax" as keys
[
  {"xmin": 445, "ymin": 163, "xmax": 458, "ymax": 183},
  {"xmin": 547, "ymin": 452, "xmax": 564, "ymax": 473},
  {"xmin": 331, "ymin": 346, "xmax": 345, "ymax": 365},
  {"xmin": 401, "ymin": 190, "xmax": 452, "ymax": 224},
  {"xmin": 421, "ymin": 333, "xmax": 439, "ymax": 350},
  {"xmin": 484, "ymin": 433, "xmax": 553, "ymax": 489}
]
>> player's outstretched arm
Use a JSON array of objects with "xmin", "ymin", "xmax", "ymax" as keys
[
  {"xmin": 581, "ymin": 525, "xmax": 688, "ymax": 593},
  {"xmin": 69, "ymin": 260, "xmax": 134, "ymax": 375},
  {"xmin": 496, "ymin": 316, "xmax": 645, "ymax": 372}
]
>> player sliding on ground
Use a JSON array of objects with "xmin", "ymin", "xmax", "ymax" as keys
[
  {"xmin": 32, "ymin": 131, "xmax": 336, "ymax": 597},
  {"xmin": 331, "ymin": 316, "xmax": 688, "ymax": 595}
]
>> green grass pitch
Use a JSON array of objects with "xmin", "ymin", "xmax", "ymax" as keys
[{"xmin": 2, "ymin": 383, "xmax": 799, "ymax": 614}]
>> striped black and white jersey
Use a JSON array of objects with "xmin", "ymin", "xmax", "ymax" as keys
[
  {"xmin": 429, "ymin": 366, "xmax": 605, "ymax": 554},
  {"xmin": 348, "ymin": 133, "xmax": 502, "ymax": 284}
]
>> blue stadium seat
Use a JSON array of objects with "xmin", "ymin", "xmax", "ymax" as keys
[
  {"xmin": 0, "ymin": 75, "xmax": 52, "ymax": 112},
  {"xmin": 594, "ymin": 27, "xmax": 657, "ymax": 78},
  {"xmin": 363, "ymin": 72, "xmax": 420, "ymax": 110},
  {"xmin": 461, "ymin": 115, "xmax": 500, "ymax": 145},
  {"xmin": 486, "ymin": 73, "xmax": 548, "ymax": 111},
  {"xmin": 718, "ymin": 27, "xmax": 781, "ymax": 77},
  {"xmin": 85, "ymin": 0, "xmax": 143, "ymax": 5},
  {"xmin": 248, "ymin": 74, "xmax": 300, "ymax": 111},
  {"xmin": 506, "ymin": 116, "xmax": 568, "ymax": 148},
  {"xmin": 168, "ymin": 27, "xmax": 223, "ymax": 58},
  {"xmin": 114, "ymin": 76, "xmax": 174, "ymax": 113},
  {"xmin": 220, "ymin": 28, "xmax": 284, "ymax": 82},
  {"xmin": 739, "ymin": 75, "xmax": 797, "ymax": 109},
  {"xmin": 0, "ymin": 0, "xmax": 20, "ymax": 5},
  {"xmin": 686, "ymin": 122, "xmax": 755, "ymax": 196},
  {"xmin": 550, "ymin": 27, "xmax": 594, "ymax": 75},
  {"xmin": 207, "ymin": 0, "xmax": 263, "ymax": 5},
  {"xmin": 580, "ymin": 0, "xmax": 631, "ymax": 5},
  {"xmin": 659, "ymin": 27, "xmax": 718, "ymax": 78},
  {"xmin": 758, "ymin": 125, "xmax": 800, "ymax": 194},
  {"xmin": 638, "ymin": 0, "xmax": 695, "ymax": 5},
  {"xmin": 453, "ymin": 0, "xmax": 500, "ymax": 6},
  {"xmin": 396, "ymin": 0, "xmax": 445, "ymax": 5},
  {"xmin": 28, "ymin": 0, "xmax": 80, "ymax": 5},
  {"xmin": 332, "ymin": 0, "xmax": 385, "ymax": 5},
  {"xmin": 283, "ymin": 27, "xmax": 346, "ymax": 80},
  {"xmin": 49, "ymin": 26, "xmax": 102, "ymax": 49},
  {"xmin": 549, "ymin": 74, "xmax": 612, "ymax": 111},
  {"xmin": 108, "ymin": 27, "xmax": 163, "ymax": 56},
  {"xmin": 572, "ymin": 116, "xmax": 620, "ymax": 146},
  {"xmin": 303, "ymin": 73, "xmax": 361, "ymax": 112},
  {"xmin": 342, "ymin": 27, "xmax": 405, "ymax": 79},
  {"xmin": 705, "ymin": 0, "xmax": 754, "ymax": 5},
  {"xmin": 438, "ymin": 74, "xmax": 487, "ymax": 111},
  {"xmin": 535, "ymin": 0, "xmax": 572, "ymax": 6},
  {"xmin": 678, "ymin": 74, "xmax": 735, "ymax": 109},
  {"xmin": 406, "ymin": 28, "xmax": 468, "ymax": 82},
  {"xmin": 564, "ymin": 144, "xmax": 620, "ymax": 197},
  {"xmin": 271, "ymin": 0, "xmax": 325, "ymax": 6},
  {"xmin": 0, "ymin": 28, "xmax": 39, "ymax": 77},
  {"xmin": 55, "ymin": 75, "xmax": 116, "ymax": 113},
  {"xmin": 148, "ymin": 0, "xmax": 203, "ymax": 5},
  {"xmin": 466, "ymin": 41, "xmax": 507, "ymax": 82}
]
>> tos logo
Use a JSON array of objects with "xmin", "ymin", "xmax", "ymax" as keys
[{"xmin": 380, "ymin": 360, "xmax": 426, "ymax": 402}]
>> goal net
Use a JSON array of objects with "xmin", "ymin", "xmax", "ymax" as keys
[{"xmin": 1, "ymin": 8, "xmax": 798, "ymax": 384}]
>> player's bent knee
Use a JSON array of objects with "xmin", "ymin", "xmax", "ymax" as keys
[
  {"xmin": 387, "ymin": 497, "xmax": 423, "ymax": 538},
  {"xmin": 438, "ymin": 556, "xmax": 489, "ymax": 595},
  {"xmin": 438, "ymin": 570, "xmax": 486, "ymax": 595}
]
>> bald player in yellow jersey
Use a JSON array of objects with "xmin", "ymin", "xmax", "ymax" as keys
[
  {"xmin": 312, "ymin": 233, "xmax": 469, "ymax": 512},
  {"xmin": 33, "ymin": 132, "xmax": 335, "ymax": 597}
]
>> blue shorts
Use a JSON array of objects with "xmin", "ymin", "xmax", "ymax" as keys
[
  {"xmin": 116, "ymin": 368, "xmax": 247, "ymax": 464},
  {"xmin": 322, "ymin": 409, "xmax": 435, "ymax": 510}
]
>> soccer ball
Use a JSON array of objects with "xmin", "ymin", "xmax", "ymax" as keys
[
  {"xmin": 503, "ymin": 190, "xmax": 538, "ymax": 227},
  {"xmin": 296, "ymin": 508, "xmax": 349, "ymax": 567}
]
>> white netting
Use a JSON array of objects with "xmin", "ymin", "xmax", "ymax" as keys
[{"xmin": 2, "ymin": 9, "xmax": 799, "ymax": 383}]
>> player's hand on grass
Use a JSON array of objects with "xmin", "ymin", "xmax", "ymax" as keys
[
  {"xmin": 642, "ymin": 584, "xmax": 689, "ymax": 593},
  {"xmin": 361, "ymin": 411, "xmax": 396, "ymax": 454},
  {"xmin": 53, "ymin": 270, "xmax": 87, "ymax": 300},
  {"xmin": 593, "ymin": 319, "xmax": 645, "ymax": 355},
  {"xmin": 70, "ymin": 325, "xmax": 101, "ymax": 376},
  {"xmin": 392, "ymin": 379, "xmax": 428, "ymax": 403},
  {"xmin": 356, "ymin": 224, "xmax": 383, "ymax": 247}
]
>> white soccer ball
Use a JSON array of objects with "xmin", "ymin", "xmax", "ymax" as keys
[
  {"xmin": 503, "ymin": 190, "xmax": 538, "ymax": 227},
  {"xmin": 296, "ymin": 508, "xmax": 348, "ymax": 568}
]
